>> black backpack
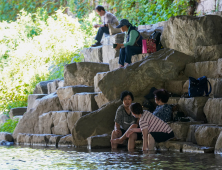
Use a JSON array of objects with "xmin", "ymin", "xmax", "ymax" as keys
[
  {"xmin": 149, "ymin": 31, "xmax": 164, "ymax": 51},
  {"xmin": 188, "ymin": 76, "xmax": 212, "ymax": 97}
]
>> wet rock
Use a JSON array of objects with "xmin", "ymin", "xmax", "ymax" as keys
[
  {"xmin": 87, "ymin": 134, "xmax": 111, "ymax": 149},
  {"xmin": 183, "ymin": 143, "xmax": 214, "ymax": 153},
  {"xmin": 67, "ymin": 111, "xmax": 89, "ymax": 133},
  {"xmin": 196, "ymin": 44, "xmax": 222, "ymax": 62},
  {"xmin": 169, "ymin": 122, "xmax": 202, "ymax": 141},
  {"xmin": 57, "ymin": 85, "xmax": 94, "ymax": 110},
  {"xmin": 165, "ymin": 80, "xmax": 186, "ymax": 95},
  {"xmin": 70, "ymin": 93, "xmax": 98, "ymax": 112},
  {"xmin": 64, "ymin": 62, "xmax": 109, "ymax": 87},
  {"xmin": 178, "ymin": 97, "xmax": 208, "ymax": 121},
  {"xmin": 162, "ymin": 15, "xmax": 222, "ymax": 57},
  {"xmin": 0, "ymin": 140, "xmax": 14, "ymax": 146},
  {"xmin": 9, "ymin": 107, "xmax": 27, "ymax": 119},
  {"xmin": 109, "ymin": 57, "xmax": 119, "ymax": 71},
  {"xmin": 33, "ymin": 80, "xmax": 53, "ymax": 94},
  {"xmin": 204, "ymin": 98, "xmax": 222, "ymax": 124},
  {"xmin": 48, "ymin": 135, "xmax": 63, "ymax": 147},
  {"xmin": 99, "ymin": 48, "xmax": 193, "ymax": 101},
  {"xmin": 94, "ymin": 92, "xmax": 110, "ymax": 108},
  {"xmin": 58, "ymin": 134, "xmax": 73, "ymax": 147},
  {"xmin": 214, "ymin": 131, "xmax": 222, "ymax": 154},
  {"xmin": 13, "ymin": 93, "xmax": 63, "ymax": 140},
  {"xmin": 72, "ymin": 100, "xmax": 122, "ymax": 146},
  {"xmin": 195, "ymin": 125, "xmax": 222, "ymax": 147},
  {"xmin": 94, "ymin": 72, "xmax": 107, "ymax": 92},
  {"xmin": 185, "ymin": 61, "xmax": 218, "ymax": 79},
  {"xmin": 31, "ymin": 134, "xmax": 53, "ymax": 146},
  {"xmin": 0, "ymin": 114, "xmax": 9, "ymax": 125},
  {"xmin": 47, "ymin": 79, "xmax": 63, "ymax": 94},
  {"xmin": 81, "ymin": 46, "xmax": 103, "ymax": 63},
  {"xmin": 16, "ymin": 133, "xmax": 33, "ymax": 145},
  {"xmin": 156, "ymin": 141, "xmax": 186, "ymax": 152},
  {"xmin": 27, "ymin": 94, "xmax": 47, "ymax": 111},
  {"xmin": 0, "ymin": 132, "xmax": 13, "ymax": 142}
]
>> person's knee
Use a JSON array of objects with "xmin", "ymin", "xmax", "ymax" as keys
[{"xmin": 129, "ymin": 132, "xmax": 137, "ymax": 140}]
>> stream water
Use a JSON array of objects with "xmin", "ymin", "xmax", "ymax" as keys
[{"xmin": 0, "ymin": 145, "xmax": 222, "ymax": 170}]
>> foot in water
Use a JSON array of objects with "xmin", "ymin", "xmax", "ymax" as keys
[{"xmin": 110, "ymin": 138, "xmax": 124, "ymax": 144}]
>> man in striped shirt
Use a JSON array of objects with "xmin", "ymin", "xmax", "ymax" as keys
[
  {"xmin": 127, "ymin": 103, "xmax": 174, "ymax": 151},
  {"xmin": 91, "ymin": 5, "xmax": 119, "ymax": 47}
]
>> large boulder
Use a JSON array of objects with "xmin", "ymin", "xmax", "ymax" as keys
[
  {"xmin": 72, "ymin": 100, "xmax": 122, "ymax": 146},
  {"xmin": 27, "ymin": 94, "xmax": 47, "ymax": 111},
  {"xmin": 47, "ymin": 79, "xmax": 63, "ymax": 94},
  {"xmin": 9, "ymin": 107, "xmax": 27, "ymax": 119},
  {"xmin": 81, "ymin": 46, "xmax": 103, "ymax": 63},
  {"xmin": 99, "ymin": 48, "xmax": 194, "ymax": 101},
  {"xmin": 0, "ymin": 114, "xmax": 9, "ymax": 125},
  {"xmin": 94, "ymin": 92, "xmax": 110, "ymax": 108},
  {"xmin": 33, "ymin": 80, "xmax": 53, "ymax": 94},
  {"xmin": 57, "ymin": 85, "xmax": 94, "ymax": 110},
  {"xmin": 204, "ymin": 98, "xmax": 222, "ymax": 124},
  {"xmin": 162, "ymin": 15, "xmax": 222, "ymax": 57},
  {"xmin": 94, "ymin": 72, "xmax": 107, "ymax": 92},
  {"xmin": 195, "ymin": 125, "xmax": 222, "ymax": 147},
  {"xmin": 64, "ymin": 62, "xmax": 109, "ymax": 87},
  {"xmin": 87, "ymin": 134, "xmax": 111, "ymax": 149},
  {"xmin": 13, "ymin": 93, "xmax": 63, "ymax": 140}
]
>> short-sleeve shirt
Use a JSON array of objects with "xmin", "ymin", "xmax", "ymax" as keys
[
  {"xmin": 139, "ymin": 110, "xmax": 172, "ymax": 133},
  {"xmin": 152, "ymin": 104, "xmax": 172, "ymax": 122},
  {"xmin": 114, "ymin": 104, "xmax": 137, "ymax": 130},
  {"xmin": 101, "ymin": 12, "xmax": 119, "ymax": 28}
]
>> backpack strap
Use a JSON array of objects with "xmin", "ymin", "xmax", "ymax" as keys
[{"xmin": 205, "ymin": 80, "xmax": 212, "ymax": 96}]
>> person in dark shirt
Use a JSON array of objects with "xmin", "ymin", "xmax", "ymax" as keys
[{"xmin": 152, "ymin": 89, "xmax": 172, "ymax": 122}]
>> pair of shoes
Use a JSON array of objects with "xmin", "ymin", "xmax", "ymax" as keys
[
  {"xmin": 91, "ymin": 42, "xmax": 102, "ymax": 47},
  {"xmin": 119, "ymin": 65, "xmax": 124, "ymax": 68}
]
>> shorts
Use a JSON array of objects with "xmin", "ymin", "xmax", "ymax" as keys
[
  {"xmin": 120, "ymin": 128, "xmax": 143, "ymax": 140},
  {"xmin": 150, "ymin": 131, "xmax": 174, "ymax": 143}
]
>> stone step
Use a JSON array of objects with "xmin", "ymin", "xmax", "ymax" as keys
[
  {"xmin": 48, "ymin": 135, "xmax": 63, "ymax": 147},
  {"xmin": 27, "ymin": 94, "xmax": 47, "ymax": 111},
  {"xmin": 39, "ymin": 111, "xmax": 89, "ymax": 136},
  {"xmin": 57, "ymin": 85, "xmax": 94, "ymax": 110},
  {"xmin": 33, "ymin": 80, "xmax": 54, "ymax": 94},
  {"xmin": 196, "ymin": 44, "xmax": 222, "ymax": 62},
  {"xmin": 204, "ymin": 98, "xmax": 222, "ymax": 124},
  {"xmin": 169, "ymin": 122, "xmax": 202, "ymax": 141},
  {"xmin": 184, "ymin": 60, "xmax": 222, "ymax": 79},
  {"xmin": 167, "ymin": 97, "xmax": 208, "ymax": 121},
  {"xmin": 166, "ymin": 78, "xmax": 222, "ymax": 98},
  {"xmin": 81, "ymin": 46, "xmax": 103, "ymax": 63},
  {"xmin": 94, "ymin": 92, "xmax": 109, "ymax": 108},
  {"xmin": 64, "ymin": 62, "xmax": 109, "ymax": 87},
  {"xmin": 94, "ymin": 72, "xmax": 107, "ymax": 92},
  {"xmin": 87, "ymin": 134, "xmax": 111, "ymax": 149},
  {"xmin": 156, "ymin": 141, "xmax": 187, "ymax": 152},
  {"xmin": 109, "ymin": 53, "xmax": 148, "ymax": 71},
  {"xmin": 102, "ymin": 45, "xmax": 119, "ymax": 63},
  {"xmin": 102, "ymin": 33, "xmax": 125, "ymax": 45},
  {"xmin": 138, "ymin": 21, "xmax": 166, "ymax": 31},
  {"xmin": 183, "ymin": 143, "xmax": 214, "ymax": 153},
  {"xmin": 70, "ymin": 92, "xmax": 98, "ymax": 112},
  {"xmin": 47, "ymin": 79, "xmax": 64, "ymax": 94},
  {"xmin": 9, "ymin": 107, "xmax": 27, "ymax": 119},
  {"xmin": 58, "ymin": 134, "xmax": 74, "ymax": 147}
]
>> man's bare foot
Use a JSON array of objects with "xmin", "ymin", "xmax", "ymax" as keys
[{"xmin": 110, "ymin": 138, "xmax": 124, "ymax": 144}]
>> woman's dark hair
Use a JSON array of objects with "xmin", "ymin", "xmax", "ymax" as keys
[
  {"xmin": 120, "ymin": 91, "xmax": 134, "ymax": 101},
  {"xmin": 95, "ymin": 5, "xmax": 105, "ymax": 12},
  {"xmin": 153, "ymin": 89, "xmax": 170, "ymax": 103},
  {"xmin": 130, "ymin": 103, "xmax": 143, "ymax": 115}
]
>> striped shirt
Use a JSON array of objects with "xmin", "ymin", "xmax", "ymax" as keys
[
  {"xmin": 101, "ymin": 12, "xmax": 119, "ymax": 28},
  {"xmin": 139, "ymin": 110, "xmax": 172, "ymax": 133}
]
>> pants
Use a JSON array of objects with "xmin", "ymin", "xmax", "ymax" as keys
[
  {"xmin": 119, "ymin": 45, "xmax": 142, "ymax": 66},
  {"xmin": 95, "ymin": 27, "xmax": 109, "ymax": 43}
]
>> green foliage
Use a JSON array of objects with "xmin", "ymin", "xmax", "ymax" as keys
[{"xmin": 0, "ymin": 119, "xmax": 19, "ymax": 133}]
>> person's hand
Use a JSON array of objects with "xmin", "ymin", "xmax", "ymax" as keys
[
  {"xmin": 126, "ymin": 128, "xmax": 135, "ymax": 138},
  {"xmin": 115, "ymin": 43, "xmax": 122, "ymax": 50},
  {"xmin": 93, "ymin": 24, "xmax": 100, "ymax": 28}
]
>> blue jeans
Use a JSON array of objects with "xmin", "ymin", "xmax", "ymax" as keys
[
  {"xmin": 119, "ymin": 45, "xmax": 142, "ymax": 66},
  {"xmin": 95, "ymin": 27, "xmax": 109, "ymax": 43}
]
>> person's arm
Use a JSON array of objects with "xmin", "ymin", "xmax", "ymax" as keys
[
  {"xmin": 142, "ymin": 128, "xmax": 149, "ymax": 151},
  {"xmin": 123, "ymin": 30, "xmax": 139, "ymax": 47},
  {"xmin": 114, "ymin": 122, "xmax": 121, "ymax": 135}
]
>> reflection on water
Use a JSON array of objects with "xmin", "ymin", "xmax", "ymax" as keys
[{"xmin": 0, "ymin": 145, "xmax": 222, "ymax": 169}]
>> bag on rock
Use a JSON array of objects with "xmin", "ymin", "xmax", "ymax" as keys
[{"xmin": 188, "ymin": 76, "xmax": 212, "ymax": 97}]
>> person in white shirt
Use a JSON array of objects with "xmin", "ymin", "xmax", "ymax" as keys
[{"xmin": 92, "ymin": 5, "xmax": 119, "ymax": 47}]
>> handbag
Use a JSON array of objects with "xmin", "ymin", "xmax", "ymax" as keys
[{"xmin": 142, "ymin": 39, "xmax": 147, "ymax": 53}]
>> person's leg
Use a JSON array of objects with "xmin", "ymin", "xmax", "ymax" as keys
[
  {"xmin": 95, "ymin": 27, "xmax": 109, "ymax": 43},
  {"xmin": 119, "ymin": 48, "xmax": 126, "ymax": 67},
  {"xmin": 124, "ymin": 46, "xmax": 142, "ymax": 64},
  {"xmin": 148, "ymin": 134, "xmax": 156, "ymax": 150},
  {"xmin": 128, "ymin": 132, "xmax": 137, "ymax": 151},
  {"xmin": 111, "ymin": 130, "xmax": 123, "ymax": 149}
]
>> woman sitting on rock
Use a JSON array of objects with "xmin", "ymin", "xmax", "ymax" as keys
[
  {"xmin": 152, "ymin": 89, "xmax": 172, "ymax": 122},
  {"xmin": 115, "ymin": 19, "xmax": 143, "ymax": 67},
  {"xmin": 110, "ymin": 91, "xmax": 142, "ymax": 150},
  {"xmin": 128, "ymin": 103, "xmax": 174, "ymax": 150}
]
